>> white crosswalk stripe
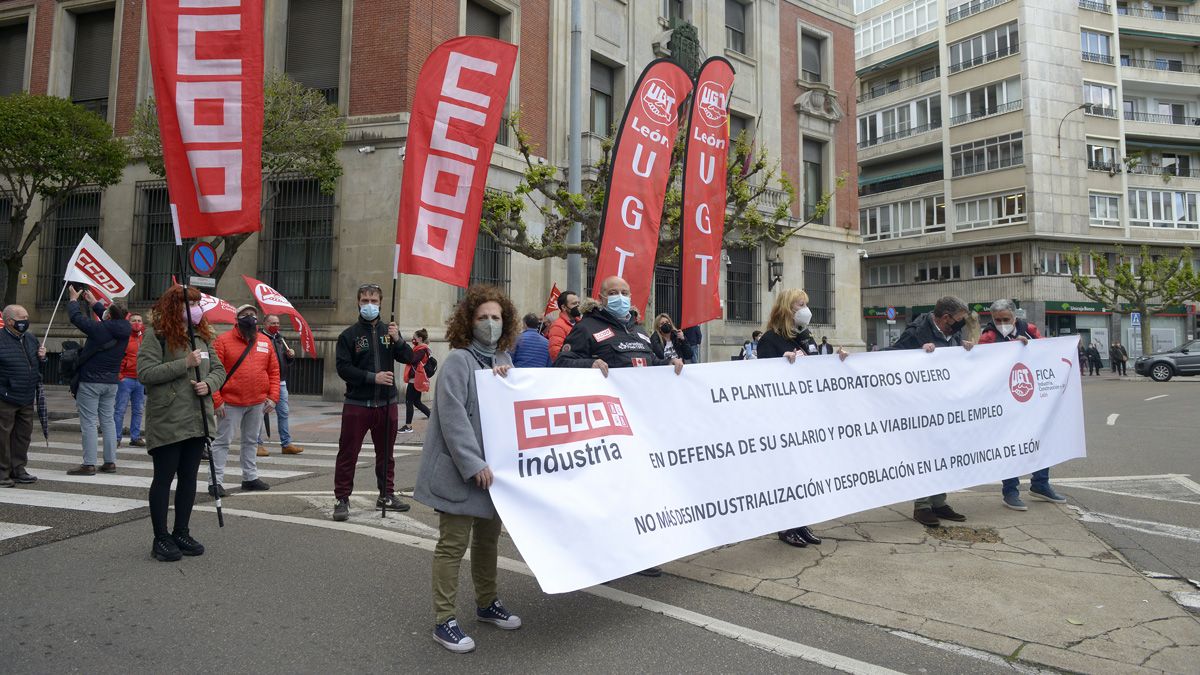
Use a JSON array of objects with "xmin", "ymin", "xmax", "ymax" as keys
[
  {"xmin": 0, "ymin": 522, "xmax": 52, "ymax": 541},
  {"xmin": 26, "ymin": 453, "xmax": 309, "ymax": 479},
  {"xmin": 0, "ymin": 490, "xmax": 146, "ymax": 513}
]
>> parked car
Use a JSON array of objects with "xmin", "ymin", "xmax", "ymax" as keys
[{"xmin": 1134, "ymin": 339, "xmax": 1200, "ymax": 382}]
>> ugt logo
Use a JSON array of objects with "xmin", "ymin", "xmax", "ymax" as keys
[
  {"xmin": 640, "ymin": 78, "xmax": 678, "ymax": 125},
  {"xmin": 696, "ymin": 81, "xmax": 729, "ymax": 128},
  {"xmin": 1009, "ymin": 363, "xmax": 1035, "ymax": 402}
]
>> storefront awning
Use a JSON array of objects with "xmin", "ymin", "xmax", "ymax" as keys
[
  {"xmin": 858, "ymin": 164, "xmax": 943, "ymax": 187},
  {"xmin": 1046, "ymin": 300, "xmax": 1112, "ymax": 314},
  {"xmin": 1118, "ymin": 28, "xmax": 1200, "ymax": 44},
  {"xmin": 1124, "ymin": 139, "xmax": 1200, "ymax": 153}
]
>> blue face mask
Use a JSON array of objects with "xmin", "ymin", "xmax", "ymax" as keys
[
  {"xmin": 359, "ymin": 303, "xmax": 380, "ymax": 321},
  {"xmin": 606, "ymin": 293, "xmax": 631, "ymax": 317}
]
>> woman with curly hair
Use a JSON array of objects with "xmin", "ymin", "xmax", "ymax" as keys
[
  {"xmin": 137, "ymin": 285, "xmax": 226, "ymax": 562},
  {"xmin": 414, "ymin": 285, "xmax": 522, "ymax": 653}
]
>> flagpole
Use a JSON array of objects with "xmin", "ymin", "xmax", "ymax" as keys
[
  {"xmin": 173, "ymin": 207, "xmax": 224, "ymax": 527},
  {"xmin": 383, "ymin": 244, "xmax": 401, "ymax": 518},
  {"xmin": 41, "ymin": 281, "xmax": 69, "ymax": 347}
]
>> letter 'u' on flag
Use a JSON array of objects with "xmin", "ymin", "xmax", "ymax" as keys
[
  {"xmin": 396, "ymin": 36, "xmax": 519, "ymax": 287},
  {"xmin": 145, "ymin": 0, "xmax": 264, "ymax": 239},
  {"xmin": 680, "ymin": 57, "xmax": 736, "ymax": 329},
  {"xmin": 241, "ymin": 275, "xmax": 317, "ymax": 357},
  {"xmin": 64, "ymin": 234, "xmax": 135, "ymax": 299}
]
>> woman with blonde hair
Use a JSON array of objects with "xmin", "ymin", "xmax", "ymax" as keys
[
  {"xmin": 414, "ymin": 285, "xmax": 523, "ymax": 653},
  {"xmin": 755, "ymin": 288, "xmax": 846, "ymax": 548}
]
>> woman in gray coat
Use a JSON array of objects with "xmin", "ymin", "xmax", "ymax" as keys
[{"xmin": 414, "ymin": 285, "xmax": 520, "ymax": 654}]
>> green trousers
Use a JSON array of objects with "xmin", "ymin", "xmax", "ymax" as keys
[
  {"xmin": 432, "ymin": 512, "xmax": 502, "ymax": 623},
  {"xmin": 914, "ymin": 493, "xmax": 948, "ymax": 510}
]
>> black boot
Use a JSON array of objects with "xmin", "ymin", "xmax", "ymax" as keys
[
  {"xmin": 797, "ymin": 526, "xmax": 822, "ymax": 545},
  {"xmin": 152, "ymin": 534, "xmax": 182, "ymax": 562},
  {"xmin": 172, "ymin": 529, "xmax": 205, "ymax": 556}
]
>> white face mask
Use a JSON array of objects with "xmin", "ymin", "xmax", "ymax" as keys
[
  {"xmin": 793, "ymin": 306, "xmax": 812, "ymax": 327},
  {"xmin": 996, "ymin": 324, "xmax": 1016, "ymax": 337}
]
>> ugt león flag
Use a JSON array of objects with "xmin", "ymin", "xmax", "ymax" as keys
[
  {"xmin": 170, "ymin": 275, "xmax": 237, "ymax": 324},
  {"xmin": 146, "ymin": 0, "xmax": 264, "ymax": 239},
  {"xmin": 680, "ymin": 57, "xmax": 736, "ymax": 329},
  {"xmin": 64, "ymin": 234, "xmax": 135, "ymax": 300},
  {"xmin": 592, "ymin": 59, "xmax": 693, "ymax": 314},
  {"xmin": 242, "ymin": 276, "xmax": 316, "ymax": 357},
  {"xmin": 396, "ymin": 36, "xmax": 518, "ymax": 287}
]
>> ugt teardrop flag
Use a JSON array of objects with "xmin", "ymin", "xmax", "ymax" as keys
[
  {"xmin": 396, "ymin": 36, "xmax": 519, "ymax": 286},
  {"xmin": 680, "ymin": 57, "xmax": 735, "ymax": 329},
  {"xmin": 146, "ymin": 0, "xmax": 264, "ymax": 239},
  {"xmin": 592, "ymin": 60, "xmax": 693, "ymax": 314},
  {"xmin": 242, "ymin": 276, "xmax": 316, "ymax": 357}
]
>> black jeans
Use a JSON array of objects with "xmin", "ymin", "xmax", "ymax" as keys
[
  {"xmin": 148, "ymin": 437, "xmax": 204, "ymax": 537},
  {"xmin": 405, "ymin": 383, "xmax": 430, "ymax": 425}
]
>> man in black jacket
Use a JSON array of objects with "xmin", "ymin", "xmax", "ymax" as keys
[
  {"xmin": 66, "ymin": 287, "xmax": 131, "ymax": 476},
  {"xmin": 555, "ymin": 275, "xmax": 682, "ymax": 577},
  {"xmin": 888, "ymin": 295, "xmax": 974, "ymax": 528},
  {"xmin": 332, "ymin": 283, "xmax": 416, "ymax": 521},
  {"xmin": 1, "ymin": 305, "xmax": 47, "ymax": 486}
]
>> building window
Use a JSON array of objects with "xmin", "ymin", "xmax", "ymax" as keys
[
  {"xmin": 0, "ymin": 20, "xmax": 29, "ymax": 96},
  {"xmin": 654, "ymin": 265, "xmax": 681, "ymax": 324},
  {"xmin": 465, "ymin": 1, "xmax": 510, "ymax": 145},
  {"xmin": 855, "ymin": 0, "xmax": 939, "ymax": 59},
  {"xmin": 1043, "ymin": 250, "xmax": 1094, "ymax": 276},
  {"xmin": 947, "ymin": 0, "xmax": 1015, "ymax": 23},
  {"xmin": 285, "ymin": 0, "xmax": 343, "ymax": 106},
  {"xmin": 663, "ymin": 0, "xmax": 686, "ymax": 22},
  {"xmin": 867, "ymin": 263, "xmax": 904, "ymax": 287},
  {"xmin": 801, "ymin": 32, "xmax": 824, "ymax": 83},
  {"xmin": 803, "ymin": 255, "xmax": 834, "ymax": 326},
  {"xmin": 1083, "ymin": 82, "xmax": 1117, "ymax": 118},
  {"xmin": 728, "ymin": 113, "xmax": 750, "ymax": 161},
  {"xmin": 38, "ymin": 188, "xmax": 102, "ymax": 304},
  {"xmin": 858, "ymin": 95, "xmax": 941, "ymax": 147},
  {"xmin": 1087, "ymin": 143, "xmax": 1119, "ymax": 171},
  {"xmin": 954, "ymin": 191, "xmax": 1026, "ymax": 230},
  {"xmin": 915, "ymin": 258, "xmax": 961, "ymax": 282},
  {"xmin": 131, "ymin": 183, "xmax": 195, "ymax": 304},
  {"xmin": 725, "ymin": 246, "xmax": 759, "ymax": 324},
  {"xmin": 973, "ymin": 252, "xmax": 1023, "ymax": 278},
  {"xmin": 70, "ymin": 8, "xmax": 115, "ymax": 120},
  {"xmin": 1080, "ymin": 31, "xmax": 1113, "ymax": 64},
  {"xmin": 725, "ymin": 0, "xmax": 748, "ymax": 54},
  {"xmin": 1127, "ymin": 189, "xmax": 1199, "ymax": 229},
  {"xmin": 467, "ymin": 229, "xmax": 511, "ymax": 291},
  {"xmin": 261, "ymin": 178, "xmax": 335, "ymax": 301},
  {"xmin": 803, "ymin": 139, "xmax": 826, "ymax": 223},
  {"xmin": 948, "ymin": 21, "xmax": 1019, "ymax": 73},
  {"xmin": 949, "ymin": 76, "xmax": 1021, "ymax": 126},
  {"xmin": 950, "ymin": 132, "xmax": 1023, "ymax": 177},
  {"xmin": 859, "ymin": 195, "xmax": 945, "ymax": 241},
  {"xmin": 590, "ymin": 59, "xmax": 615, "ymax": 135}
]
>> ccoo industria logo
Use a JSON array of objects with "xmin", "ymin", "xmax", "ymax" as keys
[
  {"xmin": 513, "ymin": 395, "xmax": 632, "ymax": 478},
  {"xmin": 1009, "ymin": 363, "xmax": 1035, "ymax": 402}
]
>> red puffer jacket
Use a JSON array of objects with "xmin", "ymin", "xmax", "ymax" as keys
[
  {"xmin": 211, "ymin": 328, "xmax": 280, "ymax": 409},
  {"xmin": 119, "ymin": 331, "xmax": 144, "ymax": 380}
]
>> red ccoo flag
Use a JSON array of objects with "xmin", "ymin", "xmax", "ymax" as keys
[
  {"xmin": 241, "ymin": 275, "xmax": 316, "ymax": 356},
  {"xmin": 680, "ymin": 57, "xmax": 736, "ymax": 329},
  {"xmin": 396, "ymin": 36, "xmax": 519, "ymax": 287},
  {"xmin": 146, "ymin": 0, "xmax": 264, "ymax": 240}
]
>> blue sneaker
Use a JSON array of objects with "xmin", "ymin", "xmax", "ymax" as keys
[
  {"xmin": 433, "ymin": 618, "xmax": 475, "ymax": 653},
  {"xmin": 476, "ymin": 599, "xmax": 522, "ymax": 630},
  {"xmin": 1030, "ymin": 485, "xmax": 1067, "ymax": 503},
  {"xmin": 1002, "ymin": 493, "xmax": 1028, "ymax": 511}
]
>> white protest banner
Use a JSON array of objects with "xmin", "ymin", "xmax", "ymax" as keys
[{"xmin": 476, "ymin": 337, "xmax": 1085, "ymax": 593}]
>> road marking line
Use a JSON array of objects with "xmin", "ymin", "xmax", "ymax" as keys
[
  {"xmin": 888, "ymin": 631, "xmax": 1052, "ymax": 674},
  {"xmin": 1145, "ymin": 394, "xmax": 1169, "ymax": 401},
  {"xmin": 0, "ymin": 490, "xmax": 146, "ymax": 513},
  {"xmin": 1106, "ymin": 413, "xmax": 1119, "ymax": 426},
  {"xmin": 0, "ymin": 522, "xmax": 52, "ymax": 541},
  {"xmin": 1077, "ymin": 511, "xmax": 1200, "ymax": 544},
  {"xmin": 1054, "ymin": 473, "xmax": 1188, "ymax": 482},
  {"xmin": 194, "ymin": 505, "xmax": 902, "ymax": 675},
  {"xmin": 26, "ymin": 453, "xmax": 308, "ymax": 480}
]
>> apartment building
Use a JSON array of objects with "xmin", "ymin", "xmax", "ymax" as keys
[
  {"xmin": 0, "ymin": 0, "xmax": 858, "ymax": 396},
  {"xmin": 853, "ymin": 0, "xmax": 1200, "ymax": 355}
]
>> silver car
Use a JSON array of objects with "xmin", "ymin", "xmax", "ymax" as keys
[{"xmin": 1134, "ymin": 339, "xmax": 1200, "ymax": 382}]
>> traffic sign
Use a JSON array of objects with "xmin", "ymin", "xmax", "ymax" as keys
[
  {"xmin": 1131, "ymin": 311, "xmax": 1141, "ymax": 327},
  {"xmin": 885, "ymin": 306, "xmax": 896, "ymax": 321},
  {"xmin": 189, "ymin": 242, "xmax": 218, "ymax": 276}
]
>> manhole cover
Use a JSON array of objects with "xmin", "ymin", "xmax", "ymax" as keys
[{"xmin": 928, "ymin": 526, "xmax": 1001, "ymax": 543}]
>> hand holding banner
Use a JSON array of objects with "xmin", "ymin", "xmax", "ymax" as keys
[{"xmin": 241, "ymin": 275, "xmax": 316, "ymax": 356}]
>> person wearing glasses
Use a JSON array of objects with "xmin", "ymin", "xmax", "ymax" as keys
[{"xmin": 331, "ymin": 283, "xmax": 415, "ymax": 522}]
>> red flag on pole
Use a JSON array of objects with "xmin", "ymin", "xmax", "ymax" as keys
[
  {"xmin": 241, "ymin": 276, "xmax": 316, "ymax": 356},
  {"xmin": 681, "ymin": 57, "xmax": 736, "ymax": 329},
  {"xmin": 396, "ymin": 36, "xmax": 519, "ymax": 287},
  {"xmin": 146, "ymin": 0, "xmax": 264, "ymax": 240},
  {"xmin": 542, "ymin": 283, "xmax": 562, "ymax": 318},
  {"xmin": 592, "ymin": 59, "xmax": 693, "ymax": 315}
]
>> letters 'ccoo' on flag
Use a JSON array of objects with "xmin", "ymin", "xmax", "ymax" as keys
[
  {"xmin": 145, "ymin": 0, "xmax": 264, "ymax": 240},
  {"xmin": 396, "ymin": 36, "xmax": 519, "ymax": 287},
  {"xmin": 64, "ymin": 234, "xmax": 135, "ymax": 299},
  {"xmin": 241, "ymin": 275, "xmax": 316, "ymax": 357},
  {"xmin": 680, "ymin": 57, "xmax": 736, "ymax": 329}
]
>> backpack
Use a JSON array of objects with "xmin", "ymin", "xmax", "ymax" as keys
[
  {"xmin": 423, "ymin": 354, "xmax": 438, "ymax": 377},
  {"xmin": 58, "ymin": 340, "xmax": 84, "ymax": 380}
]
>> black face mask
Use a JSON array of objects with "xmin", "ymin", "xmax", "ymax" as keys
[
  {"xmin": 949, "ymin": 318, "xmax": 966, "ymax": 334},
  {"xmin": 659, "ymin": 324, "xmax": 673, "ymax": 334},
  {"xmin": 568, "ymin": 306, "xmax": 582, "ymax": 319},
  {"xmin": 237, "ymin": 316, "xmax": 258, "ymax": 332},
  {"xmin": 13, "ymin": 320, "xmax": 29, "ymax": 334}
]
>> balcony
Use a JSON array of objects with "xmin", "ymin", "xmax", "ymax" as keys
[
  {"xmin": 1127, "ymin": 163, "xmax": 1200, "ymax": 179},
  {"xmin": 1124, "ymin": 110, "xmax": 1200, "ymax": 126},
  {"xmin": 1078, "ymin": 0, "xmax": 1109, "ymax": 12},
  {"xmin": 1117, "ymin": 6, "xmax": 1200, "ymax": 39},
  {"xmin": 857, "ymin": 68, "xmax": 940, "ymax": 104},
  {"xmin": 858, "ymin": 121, "xmax": 943, "ymax": 149},
  {"xmin": 949, "ymin": 99, "xmax": 1024, "ymax": 126},
  {"xmin": 948, "ymin": 44, "xmax": 1020, "ymax": 74},
  {"xmin": 859, "ymin": 167, "xmax": 944, "ymax": 197},
  {"xmin": 1087, "ymin": 160, "xmax": 1121, "ymax": 173},
  {"xmin": 947, "ymin": 0, "xmax": 1014, "ymax": 24},
  {"xmin": 1117, "ymin": 6, "xmax": 1200, "ymax": 23},
  {"xmin": 1082, "ymin": 52, "xmax": 1114, "ymax": 65}
]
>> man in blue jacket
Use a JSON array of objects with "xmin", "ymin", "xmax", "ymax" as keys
[
  {"xmin": 66, "ymin": 286, "xmax": 131, "ymax": 476},
  {"xmin": 512, "ymin": 313, "xmax": 551, "ymax": 367},
  {"xmin": 1, "ymin": 305, "xmax": 47, "ymax": 487}
]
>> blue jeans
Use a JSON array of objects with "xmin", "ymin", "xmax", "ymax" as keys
[
  {"xmin": 1003, "ymin": 468, "xmax": 1050, "ymax": 498},
  {"xmin": 257, "ymin": 381, "xmax": 290, "ymax": 447},
  {"xmin": 77, "ymin": 382, "xmax": 117, "ymax": 466},
  {"xmin": 114, "ymin": 377, "xmax": 145, "ymax": 441}
]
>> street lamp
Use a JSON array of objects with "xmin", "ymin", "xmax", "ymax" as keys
[
  {"xmin": 768, "ymin": 258, "xmax": 784, "ymax": 292},
  {"xmin": 1057, "ymin": 103, "xmax": 1089, "ymax": 152}
]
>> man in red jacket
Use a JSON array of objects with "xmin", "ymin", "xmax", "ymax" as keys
[
  {"xmin": 546, "ymin": 290, "xmax": 580, "ymax": 362},
  {"xmin": 210, "ymin": 304, "xmax": 279, "ymax": 496},
  {"xmin": 114, "ymin": 313, "xmax": 147, "ymax": 447}
]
